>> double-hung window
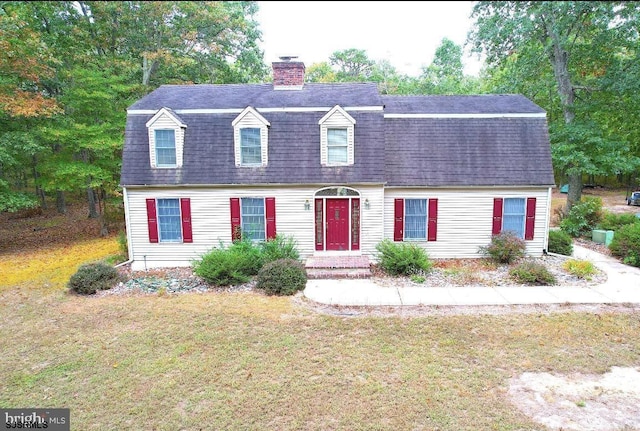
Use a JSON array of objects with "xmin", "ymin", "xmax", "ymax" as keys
[
  {"xmin": 155, "ymin": 130, "xmax": 177, "ymax": 167},
  {"xmin": 502, "ymin": 198, "xmax": 526, "ymax": 238},
  {"xmin": 240, "ymin": 128, "xmax": 262, "ymax": 165},
  {"xmin": 157, "ymin": 198, "xmax": 182, "ymax": 242},
  {"xmin": 327, "ymin": 128, "xmax": 348, "ymax": 164},
  {"xmin": 241, "ymin": 198, "xmax": 266, "ymax": 241},
  {"xmin": 404, "ymin": 199, "xmax": 427, "ymax": 240}
]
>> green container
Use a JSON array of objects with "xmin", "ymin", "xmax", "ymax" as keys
[{"xmin": 592, "ymin": 229, "xmax": 615, "ymax": 246}]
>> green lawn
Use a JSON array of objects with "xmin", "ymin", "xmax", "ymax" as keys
[{"xmin": 1, "ymin": 287, "xmax": 639, "ymax": 430}]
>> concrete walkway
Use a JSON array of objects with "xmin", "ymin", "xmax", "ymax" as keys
[{"xmin": 303, "ymin": 245, "xmax": 640, "ymax": 307}]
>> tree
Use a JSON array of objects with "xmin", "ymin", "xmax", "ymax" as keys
[
  {"xmin": 76, "ymin": 1, "xmax": 267, "ymax": 86},
  {"xmin": 419, "ymin": 38, "xmax": 482, "ymax": 94},
  {"xmin": 330, "ymin": 48, "xmax": 375, "ymax": 82},
  {"xmin": 469, "ymin": 1, "xmax": 640, "ymax": 211}
]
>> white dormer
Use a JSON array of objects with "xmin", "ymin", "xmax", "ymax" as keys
[
  {"xmin": 232, "ymin": 107, "xmax": 270, "ymax": 167},
  {"xmin": 319, "ymin": 105, "xmax": 356, "ymax": 166},
  {"xmin": 146, "ymin": 107, "xmax": 187, "ymax": 168}
]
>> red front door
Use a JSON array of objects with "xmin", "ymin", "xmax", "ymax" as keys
[{"xmin": 326, "ymin": 199, "xmax": 349, "ymax": 251}]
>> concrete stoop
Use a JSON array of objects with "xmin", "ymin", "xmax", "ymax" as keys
[{"xmin": 305, "ymin": 255, "xmax": 372, "ymax": 279}]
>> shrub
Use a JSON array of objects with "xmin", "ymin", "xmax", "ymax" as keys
[
  {"xmin": 260, "ymin": 234, "xmax": 300, "ymax": 264},
  {"xmin": 548, "ymin": 229, "xmax": 573, "ymax": 256},
  {"xmin": 562, "ymin": 259, "xmax": 596, "ymax": 280},
  {"xmin": 479, "ymin": 231, "xmax": 526, "ymax": 264},
  {"xmin": 597, "ymin": 212, "xmax": 640, "ymax": 232},
  {"xmin": 608, "ymin": 222, "xmax": 640, "ymax": 267},
  {"xmin": 68, "ymin": 262, "xmax": 121, "ymax": 294},
  {"xmin": 193, "ymin": 239, "xmax": 263, "ymax": 286},
  {"xmin": 509, "ymin": 261, "xmax": 556, "ymax": 285},
  {"xmin": 559, "ymin": 197, "xmax": 603, "ymax": 237},
  {"xmin": 256, "ymin": 258, "xmax": 307, "ymax": 296},
  {"xmin": 375, "ymin": 239, "xmax": 432, "ymax": 276}
]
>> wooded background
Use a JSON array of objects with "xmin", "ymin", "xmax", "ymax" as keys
[{"xmin": 1, "ymin": 1, "xmax": 638, "ymax": 231}]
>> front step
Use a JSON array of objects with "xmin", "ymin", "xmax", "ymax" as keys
[{"xmin": 305, "ymin": 255, "xmax": 372, "ymax": 279}]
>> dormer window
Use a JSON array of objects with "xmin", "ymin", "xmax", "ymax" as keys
[
  {"xmin": 233, "ymin": 107, "xmax": 270, "ymax": 167},
  {"xmin": 319, "ymin": 105, "xmax": 355, "ymax": 166},
  {"xmin": 240, "ymin": 128, "xmax": 262, "ymax": 165},
  {"xmin": 327, "ymin": 128, "xmax": 348, "ymax": 164},
  {"xmin": 155, "ymin": 130, "xmax": 177, "ymax": 166},
  {"xmin": 146, "ymin": 107, "xmax": 186, "ymax": 168}
]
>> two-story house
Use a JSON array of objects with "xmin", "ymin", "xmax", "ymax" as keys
[{"xmin": 120, "ymin": 59, "xmax": 555, "ymax": 271}]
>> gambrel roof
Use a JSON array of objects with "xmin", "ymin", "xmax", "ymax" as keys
[{"xmin": 121, "ymin": 84, "xmax": 555, "ymax": 188}]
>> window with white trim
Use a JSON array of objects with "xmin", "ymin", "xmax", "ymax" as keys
[
  {"xmin": 404, "ymin": 199, "xmax": 427, "ymax": 240},
  {"xmin": 319, "ymin": 105, "xmax": 355, "ymax": 166},
  {"xmin": 146, "ymin": 107, "xmax": 186, "ymax": 168},
  {"xmin": 327, "ymin": 128, "xmax": 348, "ymax": 164},
  {"xmin": 232, "ymin": 107, "xmax": 270, "ymax": 167},
  {"xmin": 240, "ymin": 128, "xmax": 262, "ymax": 165},
  {"xmin": 502, "ymin": 198, "xmax": 525, "ymax": 238},
  {"xmin": 241, "ymin": 197, "xmax": 265, "ymax": 241},
  {"xmin": 157, "ymin": 198, "xmax": 182, "ymax": 242},
  {"xmin": 155, "ymin": 130, "xmax": 177, "ymax": 167}
]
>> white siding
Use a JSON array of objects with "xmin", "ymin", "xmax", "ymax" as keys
[
  {"xmin": 124, "ymin": 185, "xmax": 386, "ymax": 270},
  {"xmin": 383, "ymin": 187, "xmax": 552, "ymax": 259},
  {"xmin": 147, "ymin": 114, "xmax": 185, "ymax": 168},
  {"xmin": 319, "ymin": 108, "xmax": 355, "ymax": 166}
]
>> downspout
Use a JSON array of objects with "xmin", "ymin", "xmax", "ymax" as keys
[{"xmin": 543, "ymin": 186, "xmax": 553, "ymax": 254}]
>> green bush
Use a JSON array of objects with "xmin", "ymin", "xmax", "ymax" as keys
[
  {"xmin": 548, "ymin": 229, "xmax": 573, "ymax": 256},
  {"xmin": 562, "ymin": 259, "xmax": 597, "ymax": 280},
  {"xmin": 260, "ymin": 234, "xmax": 300, "ymax": 264},
  {"xmin": 509, "ymin": 261, "xmax": 556, "ymax": 285},
  {"xmin": 256, "ymin": 258, "xmax": 307, "ymax": 296},
  {"xmin": 479, "ymin": 231, "xmax": 526, "ymax": 264},
  {"xmin": 68, "ymin": 262, "xmax": 121, "ymax": 294},
  {"xmin": 193, "ymin": 238, "xmax": 263, "ymax": 286},
  {"xmin": 597, "ymin": 212, "xmax": 640, "ymax": 232},
  {"xmin": 375, "ymin": 239, "xmax": 432, "ymax": 276},
  {"xmin": 559, "ymin": 197, "xmax": 603, "ymax": 237},
  {"xmin": 608, "ymin": 222, "xmax": 640, "ymax": 267}
]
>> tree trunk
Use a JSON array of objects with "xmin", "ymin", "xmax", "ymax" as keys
[
  {"xmin": 87, "ymin": 187, "xmax": 98, "ymax": 218},
  {"xmin": 142, "ymin": 56, "xmax": 159, "ymax": 86},
  {"xmin": 546, "ymin": 16, "xmax": 579, "ymax": 211},
  {"xmin": 32, "ymin": 156, "xmax": 47, "ymax": 209},
  {"xmin": 56, "ymin": 190, "xmax": 66, "ymax": 214},
  {"xmin": 567, "ymin": 172, "xmax": 583, "ymax": 212}
]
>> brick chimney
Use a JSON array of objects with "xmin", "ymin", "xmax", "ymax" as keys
[{"xmin": 272, "ymin": 56, "xmax": 305, "ymax": 90}]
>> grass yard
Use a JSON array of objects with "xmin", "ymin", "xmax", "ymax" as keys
[
  {"xmin": 1, "ymin": 197, "xmax": 639, "ymax": 430},
  {"xmin": 1, "ymin": 289, "xmax": 639, "ymax": 430}
]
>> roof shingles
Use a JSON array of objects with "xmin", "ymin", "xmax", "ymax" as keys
[{"xmin": 121, "ymin": 85, "xmax": 555, "ymax": 188}]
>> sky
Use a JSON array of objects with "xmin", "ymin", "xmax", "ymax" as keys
[{"xmin": 254, "ymin": 1, "xmax": 484, "ymax": 77}]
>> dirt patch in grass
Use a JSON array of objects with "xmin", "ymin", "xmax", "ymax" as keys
[{"xmin": 509, "ymin": 366, "xmax": 640, "ymax": 431}]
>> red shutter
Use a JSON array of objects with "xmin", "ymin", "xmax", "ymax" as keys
[
  {"xmin": 394, "ymin": 198, "xmax": 404, "ymax": 241},
  {"xmin": 146, "ymin": 198, "xmax": 159, "ymax": 243},
  {"xmin": 492, "ymin": 198, "xmax": 503, "ymax": 235},
  {"xmin": 230, "ymin": 198, "xmax": 241, "ymax": 241},
  {"xmin": 427, "ymin": 198, "xmax": 438, "ymax": 242},
  {"xmin": 265, "ymin": 197, "xmax": 276, "ymax": 240},
  {"xmin": 525, "ymin": 197, "xmax": 536, "ymax": 240},
  {"xmin": 180, "ymin": 198, "xmax": 192, "ymax": 243},
  {"xmin": 315, "ymin": 199, "xmax": 324, "ymax": 251}
]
